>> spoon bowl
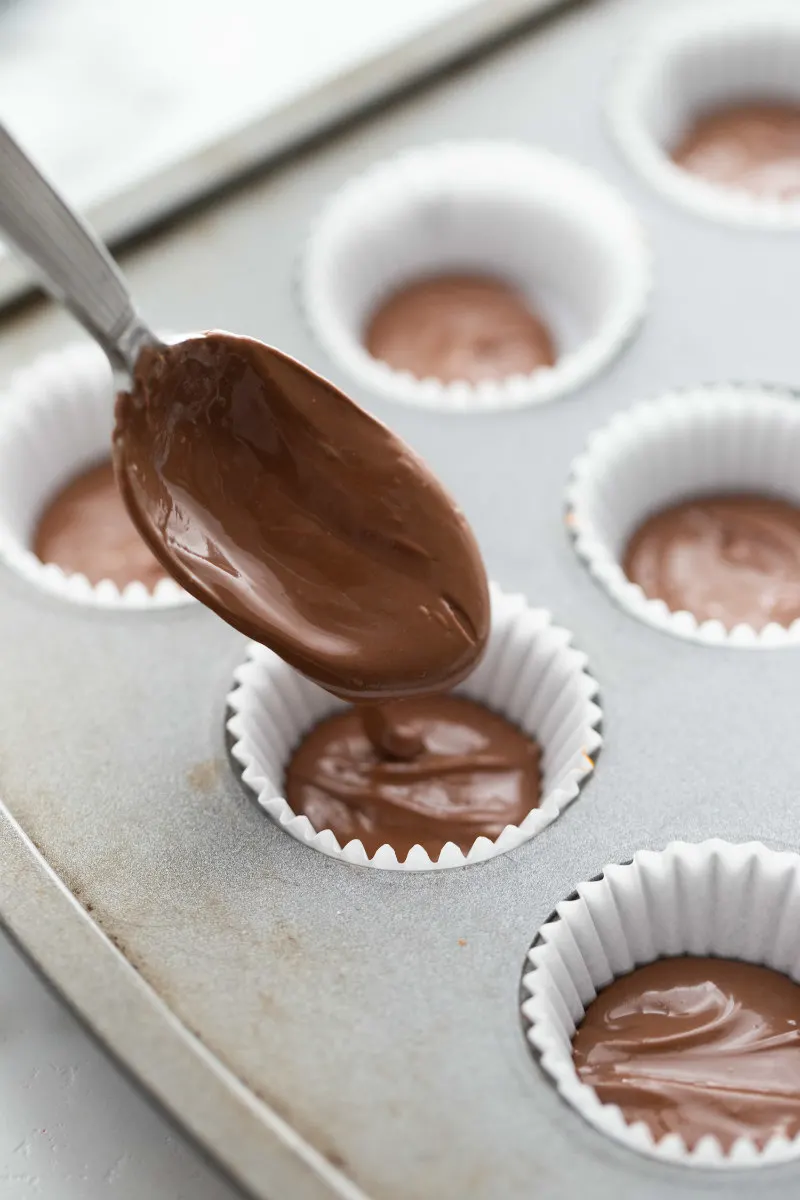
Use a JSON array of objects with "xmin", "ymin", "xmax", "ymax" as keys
[{"xmin": 114, "ymin": 332, "xmax": 490, "ymax": 699}]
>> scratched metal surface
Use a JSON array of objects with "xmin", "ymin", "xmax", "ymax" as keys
[{"xmin": 0, "ymin": 0, "xmax": 799, "ymax": 1197}]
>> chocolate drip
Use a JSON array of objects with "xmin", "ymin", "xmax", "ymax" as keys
[
  {"xmin": 362, "ymin": 702, "xmax": 425, "ymax": 760},
  {"xmin": 285, "ymin": 694, "xmax": 541, "ymax": 858}
]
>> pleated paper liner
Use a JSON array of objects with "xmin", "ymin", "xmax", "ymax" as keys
[
  {"xmin": 566, "ymin": 383, "xmax": 800, "ymax": 647},
  {"xmin": 0, "ymin": 341, "xmax": 187, "ymax": 609},
  {"xmin": 609, "ymin": 2, "xmax": 800, "ymax": 228},
  {"xmin": 302, "ymin": 141, "xmax": 650, "ymax": 413},
  {"xmin": 227, "ymin": 583, "xmax": 602, "ymax": 870},
  {"xmin": 522, "ymin": 839, "xmax": 800, "ymax": 1168}
]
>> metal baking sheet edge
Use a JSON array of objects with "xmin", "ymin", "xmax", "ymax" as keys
[
  {"xmin": 0, "ymin": 0, "xmax": 571, "ymax": 310},
  {"xmin": 0, "ymin": 803, "xmax": 367, "ymax": 1200}
]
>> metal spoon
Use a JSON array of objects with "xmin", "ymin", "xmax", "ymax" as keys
[
  {"xmin": 0, "ymin": 122, "xmax": 158, "ymax": 381},
  {"xmin": 0, "ymin": 123, "xmax": 490, "ymax": 699}
]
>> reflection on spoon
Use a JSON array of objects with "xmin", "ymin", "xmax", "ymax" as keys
[
  {"xmin": 113, "ymin": 332, "xmax": 490, "ymax": 700},
  {"xmin": 0, "ymin": 123, "xmax": 490, "ymax": 702}
]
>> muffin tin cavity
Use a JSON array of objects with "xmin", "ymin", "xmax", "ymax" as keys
[
  {"xmin": 610, "ymin": 4, "xmax": 800, "ymax": 227},
  {"xmin": 521, "ymin": 840, "xmax": 800, "ymax": 1168},
  {"xmin": 567, "ymin": 385, "xmax": 800, "ymax": 647},
  {"xmin": 303, "ymin": 141, "xmax": 650, "ymax": 412},
  {"xmin": 226, "ymin": 583, "xmax": 602, "ymax": 870}
]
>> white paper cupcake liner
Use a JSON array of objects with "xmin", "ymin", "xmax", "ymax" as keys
[
  {"xmin": 0, "ymin": 341, "xmax": 187, "ymax": 609},
  {"xmin": 302, "ymin": 141, "xmax": 650, "ymax": 413},
  {"xmin": 522, "ymin": 838, "xmax": 800, "ymax": 1168},
  {"xmin": 566, "ymin": 382, "xmax": 800, "ymax": 647},
  {"xmin": 609, "ymin": 3, "xmax": 800, "ymax": 229},
  {"xmin": 226, "ymin": 582, "xmax": 602, "ymax": 870}
]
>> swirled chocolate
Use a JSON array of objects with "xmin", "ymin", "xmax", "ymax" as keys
[
  {"xmin": 285, "ymin": 694, "xmax": 541, "ymax": 859},
  {"xmin": 365, "ymin": 274, "xmax": 556, "ymax": 384},
  {"xmin": 672, "ymin": 102, "xmax": 800, "ymax": 198},
  {"xmin": 623, "ymin": 493, "xmax": 800, "ymax": 629},
  {"xmin": 573, "ymin": 957, "xmax": 800, "ymax": 1150},
  {"xmin": 34, "ymin": 460, "xmax": 166, "ymax": 589},
  {"xmin": 114, "ymin": 333, "xmax": 490, "ymax": 699}
]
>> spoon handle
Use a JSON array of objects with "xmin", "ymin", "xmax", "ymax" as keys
[{"xmin": 0, "ymin": 122, "xmax": 156, "ymax": 375}]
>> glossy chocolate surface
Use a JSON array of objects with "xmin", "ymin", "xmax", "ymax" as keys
[
  {"xmin": 623, "ymin": 493, "xmax": 800, "ymax": 630},
  {"xmin": 365, "ymin": 274, "xmax": 556, "ymax": 384},
  {"xmin": 573, "ymin": 957, "xmax": 800, "ymax": 1150},
  {"xmin": 285, "ymin": 694, "xmax": 541, "ymax": 859},
  {"xmin": 114, "ymin": 333, "xmax": 490, "ymax": 699},
  {"xmin": 34, "ymin": 459, "xmax": 166, "ymax": 590},
  {"xmin": 673, "ymin": 102, "xmax": 800, "ymax": 198}
]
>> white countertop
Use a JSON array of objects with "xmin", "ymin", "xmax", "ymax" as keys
[{"xmin": 0, "ymin": 930, "xmax": 238, "ymax": 1199}]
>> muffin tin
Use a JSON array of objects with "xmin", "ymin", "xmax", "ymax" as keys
[{"xmin": 1, "ymin": 0, "xmax": 800, "ymax": 1197}]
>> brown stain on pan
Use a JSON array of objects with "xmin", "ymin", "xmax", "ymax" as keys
[
  {"xmin": 187, "ymin": 758, "xmax": 223, "ymax": 792},
  {"xmin": 5, "ymin": 780, "xmax": 357, "ymax": 1179}
]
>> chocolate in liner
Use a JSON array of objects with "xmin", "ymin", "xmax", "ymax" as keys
[
  {"xmin": 285, "ymin": 693, "xmax": 541, "ymax": 859},
  {"xmin": 113, "ymin": 333, "xmax": 490, "ymax": 700},
  {"xmin": 34, "ymin": 459, "xmax": 166, "ymax": 590},
  {"xmin": 365, "ymin": 274, "xmax": 556, "ymax": 384},
  {"xmin": 573, "ymin": 957, "xmax": 800, "ymax": 1151},
  {"xmin": 623, "ymin": 493, "xmax": 800, "ymax": 631},
  {"xmin": 672, "ymin": 102, "xmax": 800, "ymax": 200}
]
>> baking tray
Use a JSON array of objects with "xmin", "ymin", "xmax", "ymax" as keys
[
  {"xmin": 0, "ymin": 0, "xmax": 567, "ymax": 308},
  {"xmin": 0, "ymin": 0, "xmax": 799, "ymax": 1196}
]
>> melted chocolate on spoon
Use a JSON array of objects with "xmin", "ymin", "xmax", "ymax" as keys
[{"xmin": 113, "ymin": 332, "xmax": 490, "ymax": 699}]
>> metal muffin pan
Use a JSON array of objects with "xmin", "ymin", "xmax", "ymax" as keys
[{"xmin": 0, "ymin": 0, "xmax": 798, "ymax": 1196}]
